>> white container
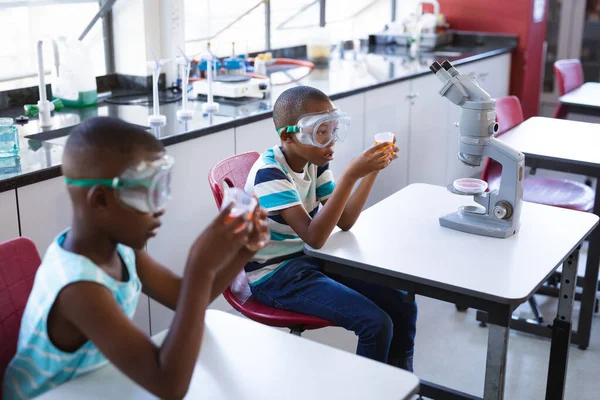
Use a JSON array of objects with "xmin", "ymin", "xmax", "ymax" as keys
[
  {"xmin": 307, "ymin": 27, "xmax": 331, "ymax": 65},
  {"xmin": 52, "ymin": 37, "xmax": 98, "ymax": 108}
]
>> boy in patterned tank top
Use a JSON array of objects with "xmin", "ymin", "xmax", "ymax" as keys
[{"xmin": 3, "ymin": 117, "xmax": 269, "ymax": 399}]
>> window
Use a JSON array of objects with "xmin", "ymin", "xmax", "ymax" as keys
[
  {"xmin": 0, "ymin": 0, "xmax": 106, "ymax": 91},
  {"xmin": 184, "ymin": 0, "xmax": 266, "ymax": 58}
]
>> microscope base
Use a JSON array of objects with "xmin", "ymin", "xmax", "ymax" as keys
[{"xmin": 439, "ymin": 211, "xmax": 519, "ymax": 239}]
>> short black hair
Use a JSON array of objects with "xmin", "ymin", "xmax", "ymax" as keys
[
  {"xmin": 272, "ymin": 86, "xmax": 331, "ymax": 131},
  {"xmin": 65, "ymin": 117, "xmax": 164, "ymax": 154}
]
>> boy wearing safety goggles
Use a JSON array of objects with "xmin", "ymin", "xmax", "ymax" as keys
[
  {"xmin": 244, "ymin": 86, "xmax": 418, "ymax": 371},
  {"xmin": 3, "ymin": 117, "xmax": 269, "ymax": 400}
]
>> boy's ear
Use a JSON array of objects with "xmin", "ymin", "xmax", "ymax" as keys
[
  {"xmin": 279, "ymin": 129, "xmax": 295, "ymax": 143},
  {"xmin": 87, "ymin": 185, "xmax": 110, "ymax": 211}
]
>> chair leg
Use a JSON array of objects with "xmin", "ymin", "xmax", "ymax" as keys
[
  {"xmin": 290, "ymin": 328, "xmax": 303, "ymax": 336},
  {"xmin": 529, "ymin": 296, "xmax": 544, "ymax": 323}
]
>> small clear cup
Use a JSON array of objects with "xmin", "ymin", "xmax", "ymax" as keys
[
  {"xmin": 221, "ymin": 187, "xmax": 258, "ymax": 230},
  {"xmin": 374, "ymin": 132, "xmax": 395, "ymax": 155}
]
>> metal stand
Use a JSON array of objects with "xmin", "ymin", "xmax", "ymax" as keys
[{"xmin": 546, "ymin": 249, "xmax": 579, "ymax": 399}]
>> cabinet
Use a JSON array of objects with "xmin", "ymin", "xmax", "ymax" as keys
[
  {"xmin": 235, "ymin": 118, "xmax": 278, "ymax": 155},
  {"xmin": 407, "ymin": 74, "xmax": 451, "ymax": 186},
  {"xmin": 146, "ymin": 129, "xmax": 236, "ymax": 334},
  {"xmin": 0, "ymin": 190, "xmax": 19, "ymax": 243},
  {"xmin": 364, "ymin": 80, "xmax": 412, "ymax": 207},
  {"xmin": 17, "ymin": 177, "xmax": 71, "ymax": 256},
  {"xmin": 329, "ymin": 94, "xmax": 366, "ymax": 181}
]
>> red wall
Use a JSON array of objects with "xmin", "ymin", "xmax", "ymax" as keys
[{"xmin": 437, "ymin": 0, "xmax": 548, "ymax": 118}]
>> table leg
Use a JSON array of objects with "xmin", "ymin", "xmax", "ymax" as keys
[
  {"xmin": 576, "ymin": 185, "xmax": 600, "ymax": 349},
  {"xmin": 546, "ymin": 249, "xmax": 579, "ymax": 400},
  {"xmin": 483, "ymin": 321, "xmax": 510, "ymax": 399}
]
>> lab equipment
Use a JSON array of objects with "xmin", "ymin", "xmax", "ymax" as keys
[
  {"xmin": 430, "ymin": 59, "xmax": 524, "ymax": 238},
  {"xmin": 277, "ymin": 109, "xmax": 350, "ymax": 148},
  {"xmin": 175, "ymin": 48, "xmax": 193, "ymax": 121},
  {"xmin": 221, "ymin": 187, "xmax": 257, "ymax": 226},
  {"xmin": 307, "ymin": 27, "xmax": 332, "ymax": 65},
  {"xmin": 52, "ymin": 37, "xmax": 98, "ymax": 108},
  {"xmin": 198, "ymin": 51, "xmax": 220, "ymax": 113},
  {"xmin": 0, "ymin": 118, "xmax": 19, "ymax": 157},
  {"xmin": 65, "ymin": 154, "xmax": 175, "ymax": 214},
  {"xmin": 374, "ymin": 131, "xmax": 395, "ymax": 155},
  {"xmin": 452, "ymin": 178, "xmax": 488, "ymax": 195},
  {"xmin": 147, "ymin": 51, "xmax": 171, "ymax": 127},
  {"xmin": 23, "ymin": 98, "xmax": 64, "ymax": 118},
  {"xmin": 36, "ymin": 38, "xmax": 60, "ymax": 128},
  {"xmin": 374, "ymin": 132, "xmax": 395, "ymax": 144}
]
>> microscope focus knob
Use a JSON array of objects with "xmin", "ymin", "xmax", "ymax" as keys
[{"xmin": 493, "ymin": 201, "xmax": 513, "ymax": 220}]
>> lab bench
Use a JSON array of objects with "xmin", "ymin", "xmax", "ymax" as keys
[{"xmin": 0, "ymin": 35, "xmax": 515, "ymax": 335}]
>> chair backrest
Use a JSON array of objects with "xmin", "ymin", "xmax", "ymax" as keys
[
  {"xmin": 208, "ymin": 152, "xmax": 260, "ymax": 305},
  {"xmin": 554, "ymin": 59, "xmax": 584, "ymax": 96},
  {"xmin": 208, "ymin": 152, "xmax": 260, "ymax": 209},
  {"xmin": 0, "ymin": 237, "xmax": 41, "ymax": 385},
  {"xmin": 481, "ymin": 96, "xmax": 525, "ymax": 184}
]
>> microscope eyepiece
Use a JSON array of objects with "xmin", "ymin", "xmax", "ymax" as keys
[
  {"xmin": 442, "ymin": 60, "xmax": 454, "ymax": 71},
  {"xmin": 429, "ymin": 61, "xmax": 442, "ymax": 74}
]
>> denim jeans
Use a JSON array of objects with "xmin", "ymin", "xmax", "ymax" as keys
[{"xmin": 250, "ymin": 255, "xmax": 417, "ymax": 371}]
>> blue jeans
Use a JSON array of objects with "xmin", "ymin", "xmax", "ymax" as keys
[{"xmin": 250, "ymin": 256, "xmax": 417, "ymax": 371}]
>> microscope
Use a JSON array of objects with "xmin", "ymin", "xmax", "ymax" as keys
[{"xmin": 430, "ymin": 60, "xmax": 525, "ymax": 238}]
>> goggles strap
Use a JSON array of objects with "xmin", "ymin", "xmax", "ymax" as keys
[{"xmin": 277, "ymin": 126, "xmax": 299, "ymax": 136}]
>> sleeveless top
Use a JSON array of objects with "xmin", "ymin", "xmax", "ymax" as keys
[{"xmin": 2, "ymin": 231, "xmax": 141, "ymax": 399}]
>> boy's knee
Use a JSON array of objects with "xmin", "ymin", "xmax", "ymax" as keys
[{"xmin": 362, "ymin": 309, "xmax": 394, "ymax": 341}]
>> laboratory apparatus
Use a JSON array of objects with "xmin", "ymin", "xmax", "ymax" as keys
[
  {"xmin": 176, "ymin": 48, "xmax": 193, "ymax": 120},
  {"xmin": 36, "ymin": 39, "xmax": 60, "ymax": 128},
  {"xmin": 147, "ymin": 51, "xmax": 171, "ymax": 127},
  {"xmin": 430, "ymin": 60, "xmax": 524, "ymax": 238}
]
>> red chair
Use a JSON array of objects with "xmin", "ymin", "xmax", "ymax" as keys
[
  {"xmin": 0, "ymin": 238, "xmax": 41, "ymax": 390},
  {"xmin": 482, "ymin": 95, "xmax": 594, "ymax": 212},
  {"xmin": 553, "ymin": 59, "xmax": 584, "ymax": 119},
  {"xmin": 208, "ymin": 152, "xmax": 335, "ymax": 335}
]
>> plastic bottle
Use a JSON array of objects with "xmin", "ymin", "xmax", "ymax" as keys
[
  {"xmin": 52, "ymin": 37, "xmax": 98, "ymax": 108},
  {"xmin": 0, "ymin": 118, "xmax": 19, "ymax": 157}
]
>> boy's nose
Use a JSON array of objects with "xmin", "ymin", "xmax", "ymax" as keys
[{"xmin": 153, "ymin": 210, "xmax": 166, "ymax": 218}]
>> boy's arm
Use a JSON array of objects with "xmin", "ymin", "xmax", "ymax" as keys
[
  {"xmin": 56, "ymin": 207, "xmax": 253, "ymax": 399},
  {"xmin": 336, "ymin": 142, "xmax": 399, "ymax": 230},
  {"xmin": 138, "ymin": 209, "xmax": 270, "ymax": 309},
  {"xmin": 279, "ymin": 143, "xmax": 392, "ymax": 249}
]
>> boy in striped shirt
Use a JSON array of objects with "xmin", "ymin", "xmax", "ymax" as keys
[{"xmin": 245, "ymin": 86, "xmax": 418, "ymax": 371}]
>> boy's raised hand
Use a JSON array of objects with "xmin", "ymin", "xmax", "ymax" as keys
[
  {"xmin": 186, "ymin": 202, "xmax": 252, "ymax": 277},
  {"xmin": 346, "ymin": 139, "xmax": 400, "ymax": 180},
  {"xmin": 245, "ymin": 205, "xmax": 270, "ymax": 252}
]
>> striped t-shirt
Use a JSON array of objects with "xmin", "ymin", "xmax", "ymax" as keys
[
  {"xmin": 244, "ymin": 146, "xmax": 336, "ymax": 285},
  {"xmin": 2, "ymin": 231, "xmax": 141, "ymax": 400}
]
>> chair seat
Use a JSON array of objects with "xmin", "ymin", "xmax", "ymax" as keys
[
  {"xmin": 225, "ymin": 290, "xmax": 335, "ymax": 330},
  {"xmin": 223, "ymin": 271, "xmax": 334, "ymax": 330},
  {"xmin": 523, "ymin": 177, "xmax": 595, "ymax": 211},
  {"xmin": 489, "ymin": 175, "xmax": 594, "ymax": 212}
]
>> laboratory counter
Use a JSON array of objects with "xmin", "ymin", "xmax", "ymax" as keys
[{"xmin": 0, "ymin": 32, "xmax": 516, "ymax": 193}]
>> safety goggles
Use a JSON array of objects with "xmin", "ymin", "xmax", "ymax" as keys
[
  {"xmin": 65, "ymin": 154, "xmax": 175, "ymax": 214},
  {"xmin": 277, "ymin": 108, "xmax": 350, "ymax": 148}
]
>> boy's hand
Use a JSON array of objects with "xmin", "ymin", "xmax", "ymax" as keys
[
  {"xmin": 346, "ymin": 141, "xmax": 399, "ymax": 180},
  {"xmin": 245, "ymin": 206, "xmax": 270, "ymax": 253},
  {"xmin": 187, "ymin": 203, "xmax": 252, "ymax": 277}
]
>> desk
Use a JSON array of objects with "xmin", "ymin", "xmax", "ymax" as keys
[
  {"xmin": 558, "ymin": 82, "xmax": 600, "ymax": 118},
  {"xmin": 305, "ymin": 184, "xmax": 598, "ymax": 400},
  {"xmin": 498, "ymin": 116, "xmax": 600, "ymax": 349},
  {"xmin": 36, "ymin": 310, "xmax": 419, "ymax": 400}
]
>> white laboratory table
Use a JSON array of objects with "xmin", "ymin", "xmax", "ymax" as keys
[
  {"xmin": 558, "ymin": 82, "xmax": 600, "ymax": 118},
  {"xmin": 305, "ymin": 183, "xmax": 599, "ymax": 400},
  {"xmin": 498, "ymin": 116, "xmax": 600, "ymax": 350},
  {"xmin": 35, "ymin": 310, "xmax": 419, "ymax": 400}
]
